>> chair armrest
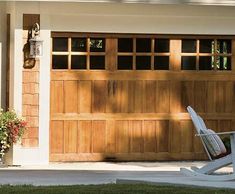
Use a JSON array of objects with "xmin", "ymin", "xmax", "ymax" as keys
[{"xmin": 195, "ymin": 131, "xmax": 235, "ymax": 137}]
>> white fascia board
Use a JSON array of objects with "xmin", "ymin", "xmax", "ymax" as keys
[{"xmin": 2, "ymin": 0, "xmax": 235, "ymax": 6}]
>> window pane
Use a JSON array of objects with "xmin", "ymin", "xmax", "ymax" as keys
[
  {"xmin": 52, "ymin": 55, "xmax": 68, "ymax": 69},
  {"xmin": 217, "ymin": 56, "xmax": 231, "ymax": 70},
  {"xmin": 217, "ymin": 40, "xmax": 231, "ymax": 54},
  {"xmin": 71, "ymin": 55, "xmax": 87, "ymax": 69},
  {"xmin": 136, "ymin": 38, "xmax": 151, "ymax": 52},
  {"xmin": 53, "ymin": 38, "xmax": 68, "ymax": 52},
  {"xmin": 72, "ymin": 38, "xmax": 87, "ymax": 52},
  {"xmin": 199, "ymin": 56, "xmax": 212, "ymax": 70},
  {"xmin": 200, "ymin": 39, "xmax": 214, "ymax": 53},
  {"xmin": 155, "ymin": 39, "xmax": 169, "ymax": 53},
  {"xmin": 181, "ymin": 56, "xmax": 196, "ymax": 70},
  {"xmin": 90, "ymin": 38, "xmax": 105, "ymax": 52},
  {"xmin": 182, "ymin": 39, "xmax": 196, "ymax": 53},
  {"xmin": 118, "ymin": 56, "xmax": 133, "ymax": 70},
  {"xmin": 118, "ymin": 38, "xmax": 133, "ymax": 52},
  {"xmin": 154, "ymin": 56, "xmax": 169, "ymax": 70},
  {"xmin": 136, "ymin": 56, "xmax": 151, "ymax": 70},
  {"xmin": 90, "ymin": 56, "xmax": 105, "ymax": 69}
]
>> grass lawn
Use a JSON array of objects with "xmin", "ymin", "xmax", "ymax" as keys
[{"xmin": 0, "ymin": 184, "xmax": 235, "ymax": 194}]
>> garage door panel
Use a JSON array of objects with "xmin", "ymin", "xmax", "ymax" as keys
[
  {"xmin": 130, "ymin": 120, "xmax": 142, "ymax": 153},
  {"xmin": 50, "ymin": 121, "xmax": 64, "ymax": 154},
  {"xmin": 78, "ymin": 120, "xmax": 92, "ymax": 153},
  {"xmin": 143, "ymin": 81, "xmax": 156, "ymax": 113},
  {"xmin": 50, "ymin": 81, "xmax": 64, "ymax": 114},
  {"xmin": 116, "ymin": 120, "xmax": 130, "ymax": 153},
  {"xmin": 143, "ymin": 121, "xmax": 157, "ymax": 153},
  {"xmin": 105, "ymin": 120, "xmax": 116, "ymax": 153},
  {"xmin": 64, "ymin": 81, "xmax": 79, "ymax": 113},
  {"xmin": 92, "ymin": 81, "xmax": 107, "ymax": 113},
  {"xmin": 92, "ymin": 120, "xmax": 106, "ymax": 153},
  {"xmin": 64, "ymin": 120, "xmax": 78, "ymax": 153},
  {"xmin": 157, "ymin": 120, "xmax": 170, "ymax": 152},
  {"xmin": 79, "ymin": 81, "xmax": 92, "ymax": 113}
]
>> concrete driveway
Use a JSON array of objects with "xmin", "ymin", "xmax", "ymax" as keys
[{"xmin": 0, "ymin": 162, "xmax": 234, "ymax": 189}]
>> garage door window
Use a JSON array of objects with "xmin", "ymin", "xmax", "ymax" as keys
[
  {"xmin": 181, "ymin": 39, "xmax": 232, "ymax": 70},
  {"xmin": 52, "ymin": 37, "xmax": 106, "ymax": 70}
]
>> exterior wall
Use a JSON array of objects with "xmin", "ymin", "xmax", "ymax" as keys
[{"xmin": 6, "ymin": 1, "xmax": 235, "ymax": 164}]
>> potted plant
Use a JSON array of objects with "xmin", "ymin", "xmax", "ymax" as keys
[{"xmin": 0, "ymin": 109, "xmax": 27, "ymax": 164}]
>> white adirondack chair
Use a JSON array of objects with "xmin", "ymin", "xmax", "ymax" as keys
[{"xmin": 180, "ymin": 106, "xmax": 235, "ymax": 181}]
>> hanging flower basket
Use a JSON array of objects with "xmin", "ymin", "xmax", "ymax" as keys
[{"xmin": 0, "ymin": 109, "xmax": 27, "ymax": 163}]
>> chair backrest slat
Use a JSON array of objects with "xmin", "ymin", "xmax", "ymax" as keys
[{"xmin": 187, "ymin": 106, "xmax": 213, "ymax": 160}]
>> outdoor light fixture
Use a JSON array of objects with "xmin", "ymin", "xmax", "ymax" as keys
[{"xmin": 29, "ymin": 23, "xmax": 43, "ymax": 58}]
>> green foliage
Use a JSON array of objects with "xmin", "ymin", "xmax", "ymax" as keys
[{"xmin": 0, "ymin": 109, "xmax": 26, "ymax": 156}]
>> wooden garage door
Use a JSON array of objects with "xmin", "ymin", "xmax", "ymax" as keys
[{"xmin": 50, "ymin": 33, "xmax": 235, "ymax": 161}]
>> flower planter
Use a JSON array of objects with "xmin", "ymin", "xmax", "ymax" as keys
[{"xmin": 0, "ymin": 110, "xmax": 27, "ymax": 165}]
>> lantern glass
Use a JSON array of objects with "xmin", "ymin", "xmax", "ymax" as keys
[{"xmin": 29, "ymin": 38, "xmax": 43, "ymax": 58}]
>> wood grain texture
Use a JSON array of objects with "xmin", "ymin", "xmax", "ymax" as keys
[
  {"xmin": 181, "ymin": 81, "xmax": 194, "ymax": 112},
  {"xmin": 143, "ymin": 81, "xmax": 156, "ymax": 113},
  {"xmin": 130, "ymin": 121, "xmax": 143, "ymax": 153},
  {"xmin": 194, "ymin": 81, "xmax": 206, "ymax": 112},
  {"xmin": 79, "ymin": 81, "xmax": 92, "ymax": 113},
  {"xmin": 106, "ymin": 120, "xmax": 116, "ymax": 153},
  {"xmin": 143, "ymin": 121, "xmax": 157, "ymax": 153},
  {"xmin": 157, "ymin": 120, "xmax": 169, "ymax": 152},
  {"xmin": 156, "ymin": 81, "xmax": 170, "ymax": 113},
  {"xmin": 50, "ymin": 121, "xmax": 64, "ymax": 154},
  {"xmin": 92, "ymin": 121, "xmax": 106, "ymax": 153},
  {"xmin": 64, "ymin": 81, "xmax": 78, "ymax": 113},
  {"xmin": 170, "ymin": 120, "xmax": 181, "ymax": 153},
  {"xmin": 116, "ymin": 120, "xmax": 129, "ymax": 153},
  {"xmin": 64, "ymin": 121, "xmax": 77, "ymax": 153},
  {"xmin": 50, "ymin": 81, "xmax": 64, "ymax": 114},
  {"xmin": 180, "ymin": 120, "xmax": 193, "ymax": 153},
  {"xmin": 78, "ymin": 121, "xmax": 92, "ymax": 153},
  {"xmin": 206, "ymin": 81, "xmax": 216, "ymax": 113},
  {"xmin": 170, "ymin": 81, "xmax": 181, "ymax": 113},
  {"xmin": 92, "ymin": 81, "xmax": 107, "ymax": 113}
]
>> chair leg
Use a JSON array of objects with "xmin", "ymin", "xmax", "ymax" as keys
[
  {"xmin": 230, "ymin": 134, "xmax": 235, "ymax": 173},
  {"xmin": 195, "ymin": 154, "xmax": 232, "ymax": 174}
]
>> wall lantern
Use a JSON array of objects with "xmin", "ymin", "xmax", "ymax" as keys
[{"xmin": 29, "ymin": 23, "xmax": 43, "ymax": 58}]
